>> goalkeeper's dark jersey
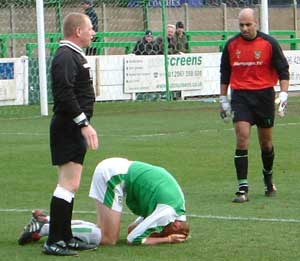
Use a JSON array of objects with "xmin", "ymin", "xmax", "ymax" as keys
[
  {"xmin": 51, "ymin": 41, "xmax": 95, "ymax": 119},
  {"xmin": 220, "ymin": 31, "xmax": 289, "ymax": 91}
]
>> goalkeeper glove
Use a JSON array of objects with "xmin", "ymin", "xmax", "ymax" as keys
[
  {"xmin": 275, "ymin": 91, "xmax": 288, "ymax": 117},
  {"xmin": 219, "ymin": 95, "xmax": 231, "ymax": 123}
]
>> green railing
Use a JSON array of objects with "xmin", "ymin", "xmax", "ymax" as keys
[
  {"xmin": 25, "ymin": 41, "xmax": 139, "ymax": 57},
  {"xmin": 1, "ymin": 30, "xmax": 299, "ymax": 58},
  {"xmin": 0, "ymin": 33, "xmax": 62, "ymax": 57}
]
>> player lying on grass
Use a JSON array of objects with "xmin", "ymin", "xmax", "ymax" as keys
[{"xmin": 18, "ymin": 158, "xmax": 189, "ymax": 246}]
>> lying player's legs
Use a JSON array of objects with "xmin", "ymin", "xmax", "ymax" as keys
[
  {"xmin": 71, "ymin": 220, "xmax": 102, "ymax": 245},
  {"xmin": 18, "ymin": 211, "xmax": 102, "ymax": 246},
  {"xmin": 41, "ymin": 220, "xmax": 101, "ymax": 245},
  {"xmin": 95, "ymin": 200, "xmax": 121, "ymax": 245}
]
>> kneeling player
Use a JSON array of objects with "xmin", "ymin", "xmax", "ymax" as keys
[{"xmin": 18, "ymin": 158, "xmax": 189, "ymax": 245}]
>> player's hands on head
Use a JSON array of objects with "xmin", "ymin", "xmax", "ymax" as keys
[
  {"xmin": 219, "ymin": 95, "xmax": 231, "ymax": 123},
  {"xmin": 168, "ymin": 234, "xmax": 187, "ymax": 243},
  {"xmin": 275, "ymin": 91, "xmax": 288, "ymax": 117},
  {"xmin": 81, "ymin": 125, "xmax": 99, "ymax": 150}
]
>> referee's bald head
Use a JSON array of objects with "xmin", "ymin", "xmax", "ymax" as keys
[{"xmin": 63, "ymin": 12, "xmax": 90, "ymax": 38}]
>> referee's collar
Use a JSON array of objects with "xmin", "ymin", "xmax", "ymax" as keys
[{"xmin": 59, "ymin": 40, "xmax": 86, "ymax": 58}]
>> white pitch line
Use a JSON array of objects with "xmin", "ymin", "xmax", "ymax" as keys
[
  {"xmin": 0, "ymin": 121, "xmax": 299, "ymax": 138},
  {"xmin": 0, "ymin": 132, "xmax": 48, "ymax": 136},
  {"xmin": 1, "ymin": 208, "xmax": 300, "ymax": 223},
  {"xmin": 187, "ymin": 214, "xmax": 300, "ymax": 223}
]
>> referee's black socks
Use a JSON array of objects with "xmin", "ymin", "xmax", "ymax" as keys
[{"xmin": 47, "ymin": 186, "xmax": 74, "ymax": 244}]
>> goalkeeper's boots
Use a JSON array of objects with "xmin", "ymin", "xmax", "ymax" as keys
[
  {"xmin": 43, "ymin": 241, "xmax": 78, "ymax": 256},
  {"xmin": 264, "ymin": 182, "xmax": 277, "ymax": 197},
  {"xmin": 263, "ymin": 171, "xmax": 277, "ymax": 197},
  {"xmin": 232, "ymin": 191, "xmax": 249, "ymax": 203},
  {"xmin": 18, "ymin": 209, "xmax": 48, "ymax": 245}
]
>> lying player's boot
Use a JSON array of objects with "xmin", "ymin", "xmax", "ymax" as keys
[
  {"xmin": 232, "ymin": 191, "xmax": 249, "ymax": 203},
  {"xmin": 265, "ymin": 184, "xmax": 277, "ymax": 197},
  {"xmin": 18, "ymin": 209, "xmax": 48, "ymax": 245},
  {"xmin": 67, "ymin": 237, "xmax": 97, "ymax": 251},
  {"xmin": 43, "ymin": 240, "xmax": 78, "ymax": 256}
]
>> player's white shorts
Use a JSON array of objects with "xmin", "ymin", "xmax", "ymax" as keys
[
  {"xmin": 71, "ymin": 220, "xmax": 101, "ymax": 245},
  {"xmin": 89, "ymin": 158, "xmax": 132, "ymax": 212}
]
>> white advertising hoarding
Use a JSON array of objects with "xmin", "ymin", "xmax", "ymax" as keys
[
  {"xmin": 0, "ymin": 56, "xmax": 28, "ymax": 106},
  {"xmin": 124, "ymin": 53, "xmax": 221, "ymax": 95}
]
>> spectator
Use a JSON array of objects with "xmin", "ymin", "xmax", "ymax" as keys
[
  {"xmin": 174, "ymin": 21, "xmax": 189, "ymax": 53},
  {"xmin": 132, "ymin": 30, "xmax": 159, "ymax": 55},
  {"xmin": 82, "ymin": 0, "xmax": 98, "ymax": 55},
  {"xmin": 155, "ymin": 36, "xmax": 164, "ymax": 54},
  {"xmin": 167, "ymin": 24, "xmax": 177, "ymax": 54}
]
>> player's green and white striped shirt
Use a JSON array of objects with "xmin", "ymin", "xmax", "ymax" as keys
[
  {"xmin": 89, "ymin": 158, "xmax": 186, "ymax": 245},
  {"xmin": 126, "ymin": 161, "xmax": 186, "ymax": 244}
]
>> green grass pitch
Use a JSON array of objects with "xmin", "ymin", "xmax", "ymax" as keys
[{"xmin": 0, "ymin": 98, "xmax": 299, "ymax": 260}]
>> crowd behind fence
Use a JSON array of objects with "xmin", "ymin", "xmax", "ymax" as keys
[{"xmin": 0, "ymin": 0, "xmax": 299, "ymax": 106}]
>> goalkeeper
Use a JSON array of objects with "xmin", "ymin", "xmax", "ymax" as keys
[
  {"xmin": 18, "ymin": 158, "xmax": 189, "ymax": 246},
  {"xmin": 219, "ymin": 8, "xmax": 289, "ymax": 203}
]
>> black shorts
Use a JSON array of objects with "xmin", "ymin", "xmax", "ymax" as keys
[
  {"xmin": 231, "ymin": 88, "xmax": 275, "ymax": 128},
  {"xmin": 50, "ymin": 114, "xmax": 87, "ymax": 166}
]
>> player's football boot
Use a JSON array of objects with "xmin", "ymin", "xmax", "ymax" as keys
[
  {"xmin": 67, "ymin": 237, "xmax": 97, "ymax": 251},
  {"xmin": 18, "ymin": 209, "xmax": 48, "ymax": 245},
  {"xmin": 263, "ymin": 170, "xmax": 277, "ymax": 197},
  {"xmin": 264, "ymin": 184, "xmax": 277, "ymax": 197},
  {"xmin": 43, "ymin": 240, "xmax": 78, "ymax": 256},
  {"xmin": 232, "ymin": 191, "xmax": 249, "ymax": 203}
]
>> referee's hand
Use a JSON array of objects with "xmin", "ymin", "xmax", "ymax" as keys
[{"xmin": 81, "ymin": 125, "xmax": 99, "ymax": 150}]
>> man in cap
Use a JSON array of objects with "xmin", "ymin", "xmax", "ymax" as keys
[
  {"xmin": 132, "ymin": 30, "xmax": 159, "ymax": 55},
  {"xmin": 173, "ymin": 21, "xmax": 189, "ymax": 53}
]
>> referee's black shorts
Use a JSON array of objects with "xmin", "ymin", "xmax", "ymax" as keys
[
  {"xmin": 231, "ymin": 87, "xmax": 275, "ymax": 128},
  {"xmin": 50, "ymin": 114, "xmax": 87, "ymax": 166}
]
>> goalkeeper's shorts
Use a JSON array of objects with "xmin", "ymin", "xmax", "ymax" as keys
[
  {"xmin": 50, "ymin": 114, "xmax": 87, "ymax": 166},
  {"xmin": 231, "ymin": 88, "xmax": 275, "ymax": 128}
]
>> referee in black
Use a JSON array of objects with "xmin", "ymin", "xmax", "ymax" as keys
[{"xmin": 43, "ymin": 13, "xmax": 99, "ymax": 256}]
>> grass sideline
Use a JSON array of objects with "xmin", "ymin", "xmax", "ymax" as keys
[{"xmin": 0, "ymin": 99, "xmax": 300, "ymax": 260}]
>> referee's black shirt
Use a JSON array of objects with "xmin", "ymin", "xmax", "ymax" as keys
[{"xmin": 51, "ymin": 41, "xmax": 95, "ymax": 119}]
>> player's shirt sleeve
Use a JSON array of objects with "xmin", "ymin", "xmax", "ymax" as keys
[
  {"xmin": 127, "ymin": 204, "xmax": 177, "ymax": 245},
  {"xmin": 220, "ymin": 41, "xmax": 232, "ymax": 85},
  {"xmin": 269, "ymin": 38, "xmax": 289, "ymax": 80}
]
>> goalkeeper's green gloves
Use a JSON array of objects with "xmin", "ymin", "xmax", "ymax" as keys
[{"xmin": 219, "ymin": 95, "xmax": 231, "ymax": 123}]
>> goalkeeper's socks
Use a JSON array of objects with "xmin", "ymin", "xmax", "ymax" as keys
[
  {"xmin": 238, "ymin": 179, "xmax": 248, "ymax": 193},
  {"xmin": 261, "ymin": 147, "xmax": 274, "ymax": 172},
  {"xmin": 234, "ymin": 149, "xmax": 248, "ymax": 180},
  {"xmin": 263, "ymin": 168, "xmax": 273, "ymax": 187}
]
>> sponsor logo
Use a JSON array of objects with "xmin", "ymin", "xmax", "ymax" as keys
[
  {"xmin": 235, "ymin": 49, "xmax": 241, "ymax": 59},
  {"xmin": 254, "ymin": 50, "xmax": 261, "ymax": 59},
  {"xmin": 168, "ymin": 56, "xmax": 202, "ymax": 66}
]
